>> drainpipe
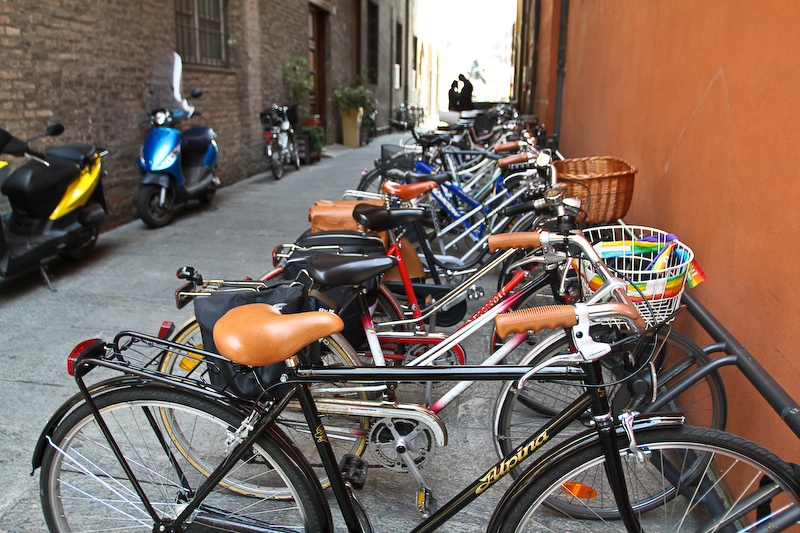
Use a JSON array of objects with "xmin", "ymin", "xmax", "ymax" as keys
[
  {"xmin": 552, "ymin": 0, "xmax": 569, "ymax": 150},
  {"xmin": 528, "ymin": 0, "xmax": 541, "ymax": 114},
  {"xmin": 404, "ymin": 0, "xmax": 409, "ymax": 105}
]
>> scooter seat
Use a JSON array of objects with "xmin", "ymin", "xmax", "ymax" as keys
[
  {"xmin": 47, "ymin": 143, "xmax": 96, "ymax": 167},
  {"xmin": 1, "ymin": 157, "xmax": 81, "ymax": 219},
  {"xmin": 182, "ymin": 126, "xmax": 216, "ymax": 153}
]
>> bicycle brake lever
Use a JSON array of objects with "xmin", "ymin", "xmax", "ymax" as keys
[{"xmin": 516, "ymin": 303, "xmax": 611, "ymax": 390}]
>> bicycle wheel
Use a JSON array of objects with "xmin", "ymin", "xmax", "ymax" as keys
[
  {"xmin": 160, "ymin": 323, "xmax": 369, "ymax": 490},
  {"xmin": 40, "ymin": 386, "xmax": 331, "ymax": 532},
  {"xmin": 496, "ymin": 426, "xmax": 800, "ymax": 531},
  {"xmin": 497, "ymin": 328, "xmax": 725, "ymax": 429},
  {"xmin": 357, "ymin": 166, "xmax": 385, "ymax": 193}
]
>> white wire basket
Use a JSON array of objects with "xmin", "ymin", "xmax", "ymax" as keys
[{"xmin": 579, "ymin": 225, "xmax": 694, "ymax": 326}]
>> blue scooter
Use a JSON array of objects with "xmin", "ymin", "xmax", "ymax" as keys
[{"xmin": 137, "ymin": 51, "xmax": 220, "ymax": 228}]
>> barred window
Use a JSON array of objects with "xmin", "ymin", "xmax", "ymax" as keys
[
  {"xmin": 366, "ymin": 2, "xmax": 379, "ymax": 84},
  {"xmin": 176, "ymin": 0, "xmax": 229, "ymax": 68}
]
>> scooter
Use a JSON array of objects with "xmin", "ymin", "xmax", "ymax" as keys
[
  {"xmin": 260, "ymin": 103, "xmax": 300, "ymax": 180},
  {"xmin": 137, "ymin": 51, "xmax": 220, "ymax": 228},
  {"xmin": 0, "ymin": 123, "xmax": 108, "ymax": 290}
]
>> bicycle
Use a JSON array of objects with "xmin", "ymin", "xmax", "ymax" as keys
[
  {"xmin": 32, "ymin": 283, "xmax": 800, "ymax": 531},
  {"xmin": 159, "ymin": 223, "xmax": 724, "ymax": 513}
]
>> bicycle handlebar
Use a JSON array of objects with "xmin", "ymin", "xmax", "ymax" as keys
[
  {"xmin": 493, "ymin": 140, "xmax": 522, "ymax": 153},
  {"xmin": 495, "ymin": 301, "xmax": 643, "ymax": 340},
  {"xmin": 488, "ymin": 230, "xmax": 618, "ymax": 289},
  {"xmin": 498, "ymin": 152, "xmax": 534, "ymax": 168}
]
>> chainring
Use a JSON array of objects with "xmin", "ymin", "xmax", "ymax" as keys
[{"xmin": 367, "ymin": 417, "xmax": 436, "ymax": 472}]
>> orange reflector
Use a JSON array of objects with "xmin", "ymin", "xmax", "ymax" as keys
[
  {"xmin": 179, "ymin": 352, "xmax": 204, "ymax": 371},
  {"xmin": 561, "ymin": 482, "xmax": 597, "ymax": 499}
]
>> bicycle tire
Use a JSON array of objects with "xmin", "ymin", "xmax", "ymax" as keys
[
  {"xmin": 40, "ymin": 385, "xmax": 331, "ymax": 532},
  {"xmin": 494, "ymin": 425, "xmax": 800, "ymax": 531},
  {"xmin": 357, "ymin": 165, "xmax": 384, "ymax": 193},
  {"xmin": 160, "ymin": 320, "xmax": 370, "ymax": 491}
]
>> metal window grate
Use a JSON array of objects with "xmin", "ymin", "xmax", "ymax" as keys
[{"xmin": 176, "ymin": 0, "xmax": 229, "ymax": 68}]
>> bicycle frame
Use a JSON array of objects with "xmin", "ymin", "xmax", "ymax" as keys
[
  {"xmin": 365, "ymin": 251, "xmax": 566, "ymax": 413},
  {"xmin": 290, "ymin": 361, "xmax": 655, "ymax": 533},
  {"xmin": 59, "ymin": 334, "xmax": 676, "ymax": 533}
]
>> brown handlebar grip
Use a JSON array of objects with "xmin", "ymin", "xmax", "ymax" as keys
[
  {"xmin": 488, "ymin": 232, "xmax": 542, "ymax": 251},
  {"xmin": 498, "ymin": 152, "xmax": 531, "ymax": 168},
  {"xmin": 603, "ymin": 302, "xmax": 643, "ymax": 324},
  {"xmin": 493, "ymin": 141, "xmax": 522, "ymax": 153},
  {"xmin": 495, "ymin": 305, "xmax": 578, "ymax": 340}
]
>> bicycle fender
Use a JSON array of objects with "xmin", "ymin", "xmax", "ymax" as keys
[
  {"xmin": 30, "ymin": 376, "xmax": 145, "ymax": 474},
  {"xmin": 29, "ymin": 376, "xmax": 250, "ymax": 474},
  {"xmin": 485, "ymin": 413, "xmax": 686, "ymax": 533}
]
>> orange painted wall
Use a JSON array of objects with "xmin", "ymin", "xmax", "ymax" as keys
[{"xmin": 558, "ymin": 0, "xmax": 800, "ymax": 459}]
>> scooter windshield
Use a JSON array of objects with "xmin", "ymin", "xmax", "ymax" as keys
[{"xmin": 147, "ymin": 51, "xmax": 194, "ymax": 119}]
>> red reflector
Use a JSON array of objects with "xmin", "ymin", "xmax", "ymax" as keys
[
  {"xmin": 263, "ymin": 132, "xmax": 273, "ymax": 139},
  {"xmin": 158, "ymin": 321, "xmax": 175, "ymax": 340},
  {"xmin": 272, "ymin": 245, "xmax": 281, "ymax": 267},
  {"xmin": 68, "ymin": 338, "xmax": 102, "ymax": 376}
]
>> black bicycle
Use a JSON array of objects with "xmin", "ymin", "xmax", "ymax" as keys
[{"xmin": 31, "ymin": 286, "xmax": 800, "ymax": 531}]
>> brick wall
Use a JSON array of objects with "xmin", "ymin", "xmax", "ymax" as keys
[{"xmin": 0, "ymin": 0, "xmax": 411, "ymax": 230}]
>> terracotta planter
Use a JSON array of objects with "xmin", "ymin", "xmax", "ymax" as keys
[{"xmin": 340, "ymin": 107, "xmax": 363, "ymax": 148}]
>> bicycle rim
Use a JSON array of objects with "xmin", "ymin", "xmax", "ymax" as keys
[
  {"xmin": 40, "ymin": 386, "xmax": 330, "ymax": 532},
  {"xmin": 499, "ymin": 426, "xmax": 800, "ymax": 531}
]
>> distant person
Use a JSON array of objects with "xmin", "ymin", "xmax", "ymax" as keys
[
  {"xmin": 458, "ymin": 74, "xmax": 474, "ymax": 110},
  {"xmin": 448, "ymin": 80, "xmax": 461, "ymax": 111}
]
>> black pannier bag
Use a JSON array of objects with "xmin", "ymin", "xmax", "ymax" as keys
[
  {"xmin": 193, "ymin": 279, "xmax": 310, "ymax": 399},
  {"xmin": 283, "ymin": 230, "xmax": 385, "ymax": 351}
]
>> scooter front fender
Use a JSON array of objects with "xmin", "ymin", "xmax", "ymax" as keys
[
  {"xmin": 139, "ymin": 127, "xmax": 183, "ymax": 180},
  {"xmin": 139, "ymin": 171, "xmax": 172, "ymax": 189}
]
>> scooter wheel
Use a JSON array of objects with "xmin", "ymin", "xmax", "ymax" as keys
[
  {"xmin": 271, "ymin": 154, "xmax": 284, "ymax": 180},
  {"xmin": 137, "ymin": 184, "xmax": 175, "ymax": 228}
]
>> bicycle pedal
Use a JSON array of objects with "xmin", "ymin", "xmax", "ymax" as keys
[
  {"xmin": 339, "ymin": 454, "xmax": 369, "ymax": 490},
  {"xmin": 416, "ymin": 487, "xmax": 437, "ymax": 517}
]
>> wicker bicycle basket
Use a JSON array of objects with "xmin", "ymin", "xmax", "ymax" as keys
[
  {"xmin": 554, "ymin": 156, "xmax": 637, "ymax": 225},
  {"xmin": 579, "ymin": 225, "xmax": 694, "ymax": 326}
]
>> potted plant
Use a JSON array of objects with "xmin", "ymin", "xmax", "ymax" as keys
[
  {"xmin": 298, "ymin": 125, "xmax": 326, "ymax": 163},
  {"xmin": 333, "ymin": 84, "xmax": 373, "ymax": 148},
  {"xmin": 283, "ymin": 58, "xmax": 312, "ymax": 129}
]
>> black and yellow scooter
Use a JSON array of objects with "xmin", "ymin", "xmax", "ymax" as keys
[{"xmin": 0, "ymin": 123, "xmax": 108, "ymax": 290}]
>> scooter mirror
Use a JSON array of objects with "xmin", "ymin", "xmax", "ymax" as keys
[
  {"xmin": 190, "ymin": 88, "xmax": 203, "ymax": 99},
  {"xmin": 46, "ymin": 123, "xmax": 65, "ymax": 136}
]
